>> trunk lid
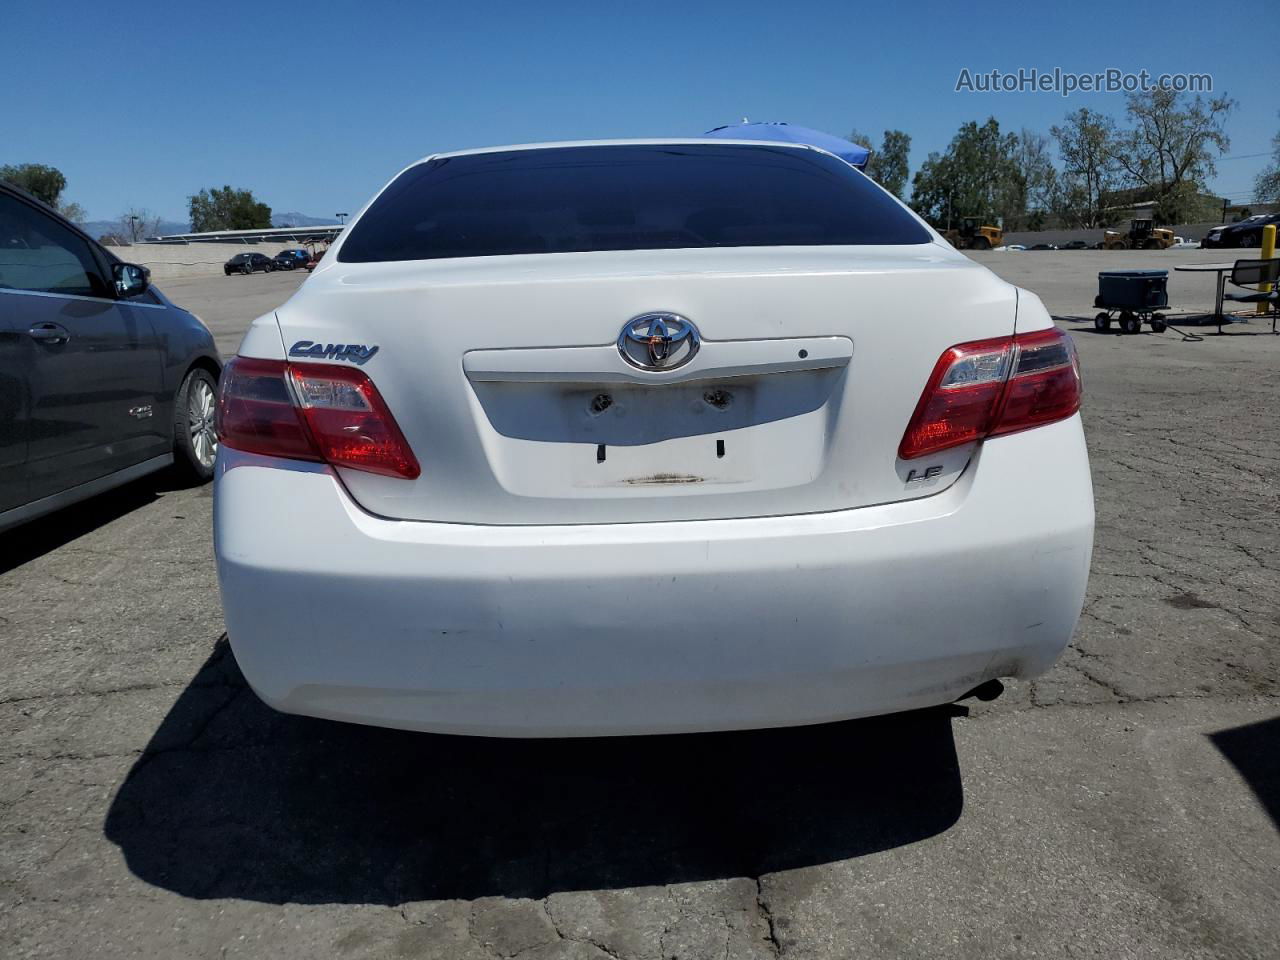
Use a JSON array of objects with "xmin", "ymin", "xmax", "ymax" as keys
[{"xmin": 273, "ymin": 245, "xmax": 1016, "ymax": 524}]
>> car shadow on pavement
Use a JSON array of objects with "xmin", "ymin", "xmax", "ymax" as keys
[
  {"xmin": 1210, "ymin": 716, "xmax": 1280, "ymax": 831},
  {"xmin": 104, "ymin": 638, "xmax": 966, "ymax": 904},
  {"xmin": 1, "ymin": 480, "xmax": 158, "ymax": 574},
  {"xmin": 0, "ymin": 469, "xmax": 209, "ymax": 574}
]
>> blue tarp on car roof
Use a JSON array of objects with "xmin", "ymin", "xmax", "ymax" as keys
[{"xmin": 703, "ymin": 122, "xmax": 871, "ymax": 170}]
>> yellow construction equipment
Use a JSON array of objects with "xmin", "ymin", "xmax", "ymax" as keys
[
  {"xmin": 941, "ymin": 217, "xmax": 1003, "ymax": 251},
  {"xmin": 1103, "ymin": 218, "xmax": 1175, "ymax": 250}
]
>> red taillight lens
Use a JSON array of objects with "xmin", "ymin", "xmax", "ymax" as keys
[
  {"xmin": 217, "ymin": 357, "xmax": 420, "ymax": 479},
  {"xmin": 899, "ymin": 328, "xmax": 1081, "ymax": 460},
  {"xmin": 988, "ymin": 329, "xmax": 1082, "ymax": 437},
  {"xmin": 287, "ymin": 361, "xmax": 420, "ymax": 479},
  {"xmin": 217, "ymin": 358, "xmax": 319, "ymax": 462},
  {"xmin": 898, "ymin": 337, "xmax": 1012, "ymax": 460}
]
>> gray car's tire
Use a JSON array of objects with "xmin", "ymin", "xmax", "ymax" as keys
[{"xmin": 173, "ymin": 367, "xmax": 219, "ymax": 483}]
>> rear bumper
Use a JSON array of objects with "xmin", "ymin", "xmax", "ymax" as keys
[{"xmin": 214, "ymin": 417, "xmax": 1093, "ymax": 736}]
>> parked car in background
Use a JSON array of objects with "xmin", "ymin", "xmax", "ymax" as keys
[
  {"xmin": 1029, "ymin": 243, "xmax": 1058, "ymax": 251},
  {"xmin": 224, "ymin": 252, "xmax": 275, "ymax": 275},
  {"xmin": 1061, "ymin": 240, "xmax": 1089, "ymax": 251},
  {"xmin": 1202, "ymin": 214, "xmax": 1280, "ymax": 249},
  {"xmin": 272, "ymin": 249, "xmax": 309, "ymax": 271},
  {"xmin": 215, "ymin": 139, "xmax": 1093, "ymax": 737},
  {"xmin": 0, "ymin": 182, "xmax": 221, "ymax": 532}
]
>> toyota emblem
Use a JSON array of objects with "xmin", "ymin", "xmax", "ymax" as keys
[{"xmin": 617, "ymin": 313, "xmax": 700, "ymax": 371}]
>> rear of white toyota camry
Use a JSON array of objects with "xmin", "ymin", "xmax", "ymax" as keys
[{"xmin": 213, "ymin": 140, "xmax": 1093, "ymax": 737}]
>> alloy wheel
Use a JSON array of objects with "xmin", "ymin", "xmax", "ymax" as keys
[{"xmin": 188, "ymin": 378, "xmax": 218, "ymax": 468}]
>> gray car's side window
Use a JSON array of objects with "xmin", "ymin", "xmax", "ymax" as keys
[{"xmin": 0, "ymin": 194, "xmax": 111, "ymax": 298}]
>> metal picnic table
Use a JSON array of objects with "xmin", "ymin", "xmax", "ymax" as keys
[{"xmin": 1172, "ymin": 262, "xmax": 1238, "ymax": 333}]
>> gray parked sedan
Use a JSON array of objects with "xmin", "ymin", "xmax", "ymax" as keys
[{"xmin": 0, "ymin": 183, "xmax": 222, "ymax": 532}]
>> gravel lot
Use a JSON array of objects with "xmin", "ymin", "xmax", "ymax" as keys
[{"xmin": 2, "ymin": 253, "xmax": 1277, "ymax": 959}]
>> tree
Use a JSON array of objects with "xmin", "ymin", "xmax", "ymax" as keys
[
  {"xmin": 1051, "ymin": 108, "xmax": 1122, "ymax": 228},
  {"xmin": 0, "ymin": 163, "xmax": 67, "ymax": 206},
  {"xmin": 58, "ymin": 201, "xmax": 87, "ymax": 224},
  {"xmin": 1254, "ymin": 114, "xmax": 1280, "ymax": 205},
  {"xmin": 848, "ymin": 128, "xmax": 912, "ymax": 199},
  {"xmin": 873, "ymin": 130, "xmax": 911, "ymax": 199},
  {"xmin": 1013, "ymin": 130, "xmax": 1057, "ymax": 230},
  {"xmin": 847, "ymin": 129, "xmax": 873, "ymax": 152},
  {"xmin": 1109, "ymin": 88, "xmax": 1236, "ymax": 223},
  {"xmin": 188, "ymin": 186, "xmax": 272, "ymax": 232},
  {"xmin": 909, "ymin": 118, "xmax": 1022, "ymax": 228},
  {"xmin": 117, "ymin": 207, "xmax": 162, "ymax": 242}
]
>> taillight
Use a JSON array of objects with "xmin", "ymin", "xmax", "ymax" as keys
[
  {"xmin": 987, "ymin": 329, "xmax": 1082, "ymax": 437},
  {"xmin": 217, "ymin": 357, "xmax": 420, "ymax": 479},
  {"xmin": 216, "ymin": 358, "xmax": 319, "ymax": 463},
  {"xmin": 899, "ymin": 328, "xmax": 1080, "ymax": 460},
  {"xmin": 287, "ymin": 362, "xmax": 420, "ymax": 479}
]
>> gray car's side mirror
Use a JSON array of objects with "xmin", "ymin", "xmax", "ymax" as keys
[{"xmin": 113, "ymin": 262, "xmax": 149, "ymax": 298}]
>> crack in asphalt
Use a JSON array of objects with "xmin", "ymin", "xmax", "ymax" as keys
[
  {"xmin": 538, "ymin": 899, "xmax": 622, "ymax": 960},
  {"xmin": 755, "ymin": 878, "xmax": 782, "ymax": 957}
]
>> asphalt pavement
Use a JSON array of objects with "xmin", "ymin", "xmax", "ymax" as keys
[{"xmin": 2, "ymin": 253, "xmax": 1277, "ymax": 959}]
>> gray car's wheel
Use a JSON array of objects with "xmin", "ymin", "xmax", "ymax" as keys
[{"xmin": 173, "ymin": 367, "xmax": 218, "ymax": 482}]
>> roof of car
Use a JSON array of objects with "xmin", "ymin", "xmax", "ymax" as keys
[{"xmin": 418, "ymin": 137, "xmax": 820, "ymax": 164}]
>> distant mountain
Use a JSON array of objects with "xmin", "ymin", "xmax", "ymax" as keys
[{"xmin": 272, "ymin": 212, "xmax": 338, "ymax": 227}]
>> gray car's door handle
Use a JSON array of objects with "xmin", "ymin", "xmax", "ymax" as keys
[{"xmin": 28, "ymin": 322, "xmax": 70, "ymax": 344}]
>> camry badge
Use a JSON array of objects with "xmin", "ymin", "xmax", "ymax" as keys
[
  {"xmin": 617, "ymin": 313, "xmax": 700, "ymax": 371},
  {"xmin": 289, "ymin": 341, "xmax": 379, "ymax": 365}
]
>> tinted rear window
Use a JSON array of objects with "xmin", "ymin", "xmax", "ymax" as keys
[{"xmin": 338, "ymin": 144, "xmax": 929, "ymax": 263}]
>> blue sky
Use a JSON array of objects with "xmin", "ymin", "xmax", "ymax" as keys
[{"xmin": 5, "ymin": 0, "xmax": 1274, "ymax": 222}]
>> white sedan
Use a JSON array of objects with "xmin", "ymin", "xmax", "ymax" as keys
[{"xmin": 214, "ymin": 139, "xmax": 1093, "ymax": 737}]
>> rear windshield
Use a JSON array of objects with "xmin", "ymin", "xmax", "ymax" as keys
[{"xmin": 338, "ymin": 144, "xmax": 929, "ymax": 263}]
